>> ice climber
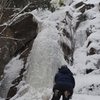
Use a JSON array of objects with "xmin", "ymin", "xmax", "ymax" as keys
[{"xmin": 51, "ymin": 65, "xmax": 75, "ymax": 100}]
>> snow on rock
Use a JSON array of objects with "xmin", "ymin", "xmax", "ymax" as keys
[
  {"xmin": 84, "ymin": 0, "xmax": 100, "ymax": 4},
  {"xmin": 8, "ymin": 88, "xmax": 100, "ymax": 100},
  {"xmin": 50, "ymin": 0, "xmax": 73, "ymax": 8},
  {"xmin": 0, "ymin": 55, "xmax": 24, "ymax": 98},
  {"xmin": 10, "ymin": 87, "xmax": 52, "ymax": 100},
  {"xmin": 72, "ymin": 0, "xmax": 100, "ymax": 97},
  {"xmin": 73, "ymin": 94, "xmax": 100, "ymax": 100},
  {"xmin": 31, "ymin": 9, "xmax": 52, "ymax": 20},
  {"xmin": 75, "ymin": 75, "xmax": 100, "ymax": 95}
]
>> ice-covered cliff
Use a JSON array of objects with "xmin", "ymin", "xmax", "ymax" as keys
[{"xmin": 0, "ymin": 0, "xmax": 100, "ymax": 100}]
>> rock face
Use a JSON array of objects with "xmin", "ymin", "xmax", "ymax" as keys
[
  {"xmin": 72, "ymin": 0, "xmax": 100, "ymax": 96},
  {"xmin": 0, "ymin": 25, "xmax": 15, "ymax": 80},
  {"xmin": 0, "ymin": 13, "xmax": 38, "ymax": 80},
  {"xmin": 0, "ymin": 13, "xmax": 38, "ymax": 99},
  {"xmin": 56, "ymin": 11, "xmax": 74, "ymax": 65},
  {"xmin": 10, "ymin": 13, "xmax": 38, "ymax": 54},
  {"xmin": 0, "ymin": 0, "xmax": 52, "ymax": 98}
]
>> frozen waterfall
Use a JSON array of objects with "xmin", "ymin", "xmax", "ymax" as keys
[{"xmin": 27, "ymin": 21, "xmax": 67, "ymax": 88}]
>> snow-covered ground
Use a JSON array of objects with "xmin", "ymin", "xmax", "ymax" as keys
[{"xmin": 0, "ymin": 0, "xmax": 100, "ymax": 100}]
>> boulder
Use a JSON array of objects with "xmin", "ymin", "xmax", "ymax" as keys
[{"xmin": 0, "ymin": 13, "xmax": 38, "ymax": 80}]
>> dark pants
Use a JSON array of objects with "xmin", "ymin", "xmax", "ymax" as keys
[
  {"xmin": 51, "ymin": 90, "xmax": 69, "ymax": 100},
  {"xmin": 51, "ymin": 84, "xmax": 73, "ymax": 100}
]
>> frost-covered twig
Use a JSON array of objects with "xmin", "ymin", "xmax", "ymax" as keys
[
  {"xmin": 20, "ymin": 48, "xmax": 29, "ymax": 56},
  {"xmin": 0, "ymin": 36, "xmax": 25, "ymax": 41},
  {"xmin": 8, "ymin": 2, "xmax": 32, "ymax": 25},
  {"xmin": 0, "ymin": 25, "xmax": 7, "ymax": 35},
  {"xmin": 0, "ymin": 3, "xmax": 32, "ymax": 36}
]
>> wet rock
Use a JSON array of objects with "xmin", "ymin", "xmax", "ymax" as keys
[
  {"xmin": 87, "ymin": 47, "xmax": 96, "ymax": 55},
  {"xmin": 75, "ymin": 1, "xmax": 84, "ymax": 8},
  {"xmin": 0, "ymin": 13, "xmax": 38, "ymax": 80},
  {"xmin": 86, "ymin": 68, "xmax": 94, "ymax": 74},
  {"xmin": 10, "ymin": 13, "xmax": 38, "ymax": 54},
  {"xmin": 0, "ymin": 26, "xmax": 16, "ymax": 79},
  {"xmin": 88, "ymin": 45, "xmax": 100, "ymax": 55},
  {"xmin": 86, "ymin": 25, "xmax": 95, "ymax": 37},
  {"xmin": 62, "ymin": 28, "xmax": 71, "ymax": 39},
  {"xmin": 87, "ymin": 41, "xmax": 92, "ymax": 47},
  {"xmin": 79, "ymin": 3, "xmax": 94, "ymax": 13},
  {"xmin": 78, "ymin": 83, "xmax": 100, "ymax": 95},
  {"xmin": 86, "ymin": 28, "xmax": 92, "ymax": 37},
  {"xmin": 75, "ymin": 14, "xmax": 87, "ymax": 30},
  {"xmin": 60, "ymin": 42, "xmax": 73, "ymax": 64},
  {"xmin": 6, "ymin": 86, "xmax": 17, "ymax": 100}
]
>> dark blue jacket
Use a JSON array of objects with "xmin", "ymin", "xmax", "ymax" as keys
[{"xmin": 54, "ymin": 66, "xmax": 75, "ymax": 92}]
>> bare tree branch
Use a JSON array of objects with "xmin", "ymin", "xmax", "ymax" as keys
[{"xmin": 0, "ymin": 36, "xmax": 25, "ymax": 41}]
